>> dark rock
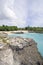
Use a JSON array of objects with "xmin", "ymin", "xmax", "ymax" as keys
[
  {"xmin": 36, "ymin": 61, "xmax": 40, "ymax": 65},
  {"xmin": 14, "ymin": 32, "xmax": 24, "ymax": 34},
  {"xmin": 21, "ymin": 61, "xmax": 27, "ymax": 65}
]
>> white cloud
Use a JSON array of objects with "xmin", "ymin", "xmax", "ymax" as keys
[
  {"xmin": 0, "ymin": 0, "xmax": 43, "ymax": 27},
  {"xmin": 4, "ymin": 5, "xmax": 17, "ymax": 20},
  {"xmin": 0, "ymin": 0, "xmax": 27, "ymax": 27}
]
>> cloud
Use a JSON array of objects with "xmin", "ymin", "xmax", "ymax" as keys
[
  {"xmin": 0, "ymin": 0, "xmax": 27, "ymax": 27},
  {"xmin": 0, "ymin": 0, "xmax": 43, "ymax": 27},
  {"xmin": 27, "ymin": 0, "xmax": 43, "ymax": 27},
  {"xmin": 4, "ymin": 5, "xmax": 17, "ymax": 20}
]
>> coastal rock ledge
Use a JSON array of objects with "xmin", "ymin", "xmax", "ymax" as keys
[{"xmin": 0, "ymin": 37, "xmax": 43, "ymax": 65}]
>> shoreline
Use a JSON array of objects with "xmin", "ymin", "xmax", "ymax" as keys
[
  {"xmin": 0, "ymin": 30, "xmax": 28, "ymax": 34},
  {"xmin": 0, "ymin": 31, "xmax": 43, "ymax": 59},
  {"xmin": 0, "ymin": 30, "xmax": 43, "ymax": 35}
]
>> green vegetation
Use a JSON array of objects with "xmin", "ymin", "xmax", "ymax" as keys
[
  {"xmin": 0, "ymin": 25, "xmax": 18, "ymax": 31},
  {"xmin": 25, "ymin": 26, "xmax": 43, "ymax": 33},
  {"xmin": 0, "ymin": 25, "xmax": 43, "ymax": 33}
]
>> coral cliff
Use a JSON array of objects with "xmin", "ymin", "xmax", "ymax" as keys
[{"xmin": 0, "ymin": 37, "xmax": 43, "ymax": 65}]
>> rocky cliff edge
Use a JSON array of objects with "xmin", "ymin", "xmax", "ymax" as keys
[{"xmin": 0, "ymin": 37, "xmax": 43, "ymax": 65}]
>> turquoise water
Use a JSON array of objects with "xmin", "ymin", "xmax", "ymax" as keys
[{"xmin": 8, "ymin": 33, "xmax": 43, "ymax": 57}]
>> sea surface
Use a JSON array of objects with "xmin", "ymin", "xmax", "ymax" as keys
[{"xmin": 8, "ymin": 33, "xmax": 43, "ymax": 57}]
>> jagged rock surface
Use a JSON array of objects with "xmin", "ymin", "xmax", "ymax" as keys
[{"xmin": 0, "ymin": 37, "xmax": 43, "ymax": 65}]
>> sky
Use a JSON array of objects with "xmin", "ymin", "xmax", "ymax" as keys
[{"xmin": 0, "ymin": 0, "xmax": 43, "ymax": 27}]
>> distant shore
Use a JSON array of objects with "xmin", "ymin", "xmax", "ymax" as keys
[
  {"xmin": 0, "ymin": 30, "xmax": 29, "ymax": 34},
  {"xmin": 0, "ymin": 30, "xmax": 43, "ymax": 35}
]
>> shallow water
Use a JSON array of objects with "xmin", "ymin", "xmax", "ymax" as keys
[{"xmin": 8, "ymin": 33, "xmax": 43, "ymax": 57}]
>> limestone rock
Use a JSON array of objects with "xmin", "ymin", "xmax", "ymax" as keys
[
  {"xmin": 0, "ymin": 33, "xmax": 8, "ymax": 38},
  {"xmin": 0, "ymin": 37, "xmax": 43, "ymax": 65}
]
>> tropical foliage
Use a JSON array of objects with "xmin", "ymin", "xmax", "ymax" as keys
[{"xmin": 0, "ymin": 25, "xmax": 43, "ymax": 33}]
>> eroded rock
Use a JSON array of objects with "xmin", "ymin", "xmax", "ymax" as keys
[{"xmin": 0, "ymin": 37, "xmax": 43, "ymax": 65}]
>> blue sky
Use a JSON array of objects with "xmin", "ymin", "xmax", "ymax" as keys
[{"xmin": 0, "ymin": 0, "xmax": 43, "ymax": 27}]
